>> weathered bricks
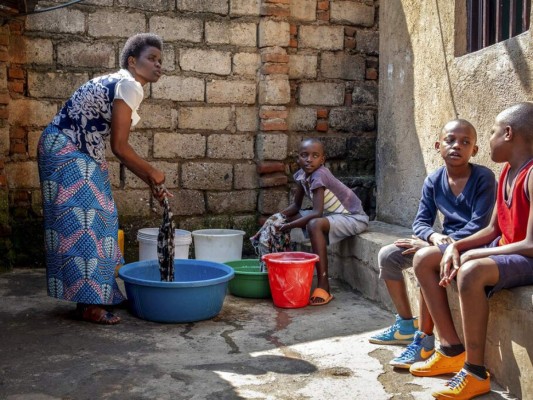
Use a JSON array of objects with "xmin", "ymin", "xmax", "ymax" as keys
[
  {"xmin": 330, "ymin": 2, "xmax": 375, "ymax": 26},
  {"xmin": 207, "ymin": 134, "xmax": 254, "ymax": 159},
  {"xmin": 150, "ymin": 16, "xmax": 203, "ymax": 43},
  {"xmin": 290, "ymin": 0, "xmax": 317, "ymax": 21},
  {"xmin": 152, "ymin": 76, "xmax": 204, "ymax": 102},
  {"xmin": 25, "ymin": 8, "xmax": 85, "ymax": 34},
  {"xmin": 299, "ymin": 25, "xmax": 344, "ymax": 50},
  {"xmin": 235, "ymin": 162, "xmax": 259, "ymax": 189},
  {"xmin": 259, "ymin": 76, "xmax": 290, "ymax": 105},
  {"xmin": 177, "ymin": 0, "xmax": 229, "ymax": 15},
  {"xmin": 231, "ymin": 0, "xmax": 261, "ymax": 16},
  {"xmin": 207, "ymin": 190, "xmax": 257, "ymax": 213},
  {"xmin": 236, "ymin": 107, "xmax": 259, "ymax": 132},
  {"xmin": 259, "ymin": 20, "xmax": 290, "ymax": 47},
  {"xmin": 88, "ymin": 11, "xmax": 145, "ymax": 37},
  {"xmin": 321, "ymin": 53, "xmax": 366, "ymax": 80},
  {"xmin": 182, "ymin": 162, "xmax": 233, "ymax": 190},
  {"xmin": 57, "ymin": 41, "xmax": 115, "ymax": 69},
  {"xmin": 287, "ymin": 107, "xmax": 316, "ymax": 131},
  {"xmin": 256, "ymin": 133, "xmax": 288, "ymax": 160},
  {"xmin": 299, "ymin": 83, "xmax": 345, "ymax": 106},
  {"xmin": 206, "ymin": 21, "xmax": 257, "ymax": 47},
  {"xmin": 206, "ymin": 80, "xmax": 256, "ymax": 104},
  {"xmin": 178, "ymin": 107, "xmax": 232, "ymax": 130},
  {"xmin": 8, "ymin": 99, "xmax": 56, "ymax": 126},
  {"xmin": 289, "ymin": 54, "xmax": 317, "ymax": 79},
  {"xmin": 233, "ymin": 52, "xmax": 261, "ymax": 76},
  {"xmin": 27, "ymin": 72, "xmax": 88, "ymax": 99},
  {"xmin": 154, "ymin": 133, "xmax": 206, "ymax": 159},
  {"xmin": 180, "ymin": 49, "xmax": 232, "ymax": 75}
]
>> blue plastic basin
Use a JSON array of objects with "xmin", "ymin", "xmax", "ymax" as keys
[{"xmin": 118, "ymin": 259, "xmax": 234, "ymax": 323}]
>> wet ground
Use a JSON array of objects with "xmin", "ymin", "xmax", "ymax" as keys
[{"xmin": 0, "ymin": 269, "xmax": 516, "ymax": 400}]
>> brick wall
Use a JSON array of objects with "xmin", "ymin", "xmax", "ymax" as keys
[
  {"xmin": 3, "ymin": 0, "xmax": 378, "ymax": 265},
  {"xmin": 0, "ymin": 21, "xmax": 13, "ymax": 270}
]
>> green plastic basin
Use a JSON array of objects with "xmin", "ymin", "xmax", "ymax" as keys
[{"xmin": 224, "ymin": 259, "xmax": 271, "ymax": 298}]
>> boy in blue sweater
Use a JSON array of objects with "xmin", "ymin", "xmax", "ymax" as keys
[{"xmin": 369, "ymin": 119, "xmax": 496, "ymax": 369}]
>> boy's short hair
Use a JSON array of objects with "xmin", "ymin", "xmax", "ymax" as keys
[
  {"xmin": 498, "ymin": 102, "xmax": 533, "ymax": 140},
  {"xmin": 441, "ymin": 119, "xmax": 477, "ymax": 140},
  {"xmin": 120, "ymin": 33, "xmax": 163, "ymax": 69},
  {"xmin": 299, "ymin": 138, "xmax": 326, "ymax": 152}
]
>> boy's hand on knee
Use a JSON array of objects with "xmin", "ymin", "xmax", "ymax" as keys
[
  {"xmin": 395, "ymin": 236, "xmax": 429, "ymax": 255},
  {"xmin": 439, "ymin": 245, "xmax": 461, "ymax": 287},
  {"xmin": 430, "ymin": 233, "xmax": 454, "ymax": 245},
  {"xmin": 460, "ymin": 248, "xmax": 490, "ymax": 264}
]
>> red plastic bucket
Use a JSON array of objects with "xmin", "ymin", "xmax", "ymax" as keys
[{"xmin": 262, "ymin": 252, "xmax": 319, "ymax": 308}]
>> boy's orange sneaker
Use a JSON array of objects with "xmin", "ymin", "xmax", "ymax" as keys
[
  {"xmin": 432, "ymin": 369, "xmax": 491, "ymax": 399},
  {"xmin": 409, "ymin": 349, "xmax": 465, "ymax": 376}
]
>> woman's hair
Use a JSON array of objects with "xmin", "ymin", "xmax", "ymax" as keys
[{"xmin": 119, "ymin": 33, "xmax": 163, "ymax": 69}]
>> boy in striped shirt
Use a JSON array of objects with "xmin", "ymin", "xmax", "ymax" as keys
[{"xmin": 279, "ymin": 138, "xmax": 369, "ymax": 305}]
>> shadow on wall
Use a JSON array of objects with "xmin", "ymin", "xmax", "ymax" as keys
[
  {"xmin": 377, "ymin": 0, "xmax": 426, "ymax": 227},
  {"xmin": 489, "ymin": 288, "xmax": 533, "ymax": 400},
  {"xmin": 503, "ymin": 32, "xmax": 532, "ymax": 94}
]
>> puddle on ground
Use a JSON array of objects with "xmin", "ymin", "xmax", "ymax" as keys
[
  {"xmin": 369, "ymin": 348, "xmax": 423, "ymax": 399},
  {"xmin": 219, "ymin": 320, "xmax": 244, "ymax": 354}
]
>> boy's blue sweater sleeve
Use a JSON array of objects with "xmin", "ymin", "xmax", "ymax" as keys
[
  {"xmin": 449, "ymin": 170, "xmax": 497, "ymax": 240},
  {"xmin": 412, "ymin": 176, "xmax": 437, "ymax": 242}
]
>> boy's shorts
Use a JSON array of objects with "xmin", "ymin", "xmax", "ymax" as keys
[
  {"xmin": 438, "ymin": 238, "xmax": 533, "ymax": 297},
  {"xmin": 299, "ymin": 210, "xmax": 369, "ymax": 245}
]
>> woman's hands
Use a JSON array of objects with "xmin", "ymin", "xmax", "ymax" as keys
[{"xmin": 149, "ymin": 169, "xmax": 172, "ymax": 205}]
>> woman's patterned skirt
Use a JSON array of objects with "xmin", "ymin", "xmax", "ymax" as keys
[{"xmin": 37, "ymin": 125, "xmax": 125, "ymax": 305}]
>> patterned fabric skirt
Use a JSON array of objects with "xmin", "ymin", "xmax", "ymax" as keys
[{"xmin": 37, "ymin": 125, "xmax": 125, "ymax": 305}]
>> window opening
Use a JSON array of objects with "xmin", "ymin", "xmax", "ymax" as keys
[{"xmin": 467, "ymin": 0, "xmax": 531, "ymax": 52}]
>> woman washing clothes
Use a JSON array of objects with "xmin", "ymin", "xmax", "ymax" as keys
[{"xmin": 37, "ymin": 33, "xmax": 171, "ymax": 325}]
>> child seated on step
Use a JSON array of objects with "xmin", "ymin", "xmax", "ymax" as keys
[
  {"xmin": 410, "ymin": 102, "xmax": 533, "ymax": 399},
  {"xmin": 278, "ymin": 138, "xmax": 369, "ymax": 306},
  {"xmin": 369, "ymin": 119, "xmax": 496, "ymax": 371}
]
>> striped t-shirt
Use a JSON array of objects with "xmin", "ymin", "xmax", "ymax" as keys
[{"xmin": 293, "ymin": 166, "xmax": 366, "ymax": 216}]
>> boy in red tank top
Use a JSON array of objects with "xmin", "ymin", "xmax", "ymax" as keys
[{"xmin": 408, "ymin": 102, "xmax": 533, "ymax": 399}]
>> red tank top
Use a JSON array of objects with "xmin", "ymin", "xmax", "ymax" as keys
[{"xmin": 497, "ymin": 159, "xmax": 533, "ymax": 245}]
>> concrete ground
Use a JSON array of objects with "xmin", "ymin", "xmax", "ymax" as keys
[{"xmin": 0, "ymin": 269, "xmax": 517, "ymax": 400}]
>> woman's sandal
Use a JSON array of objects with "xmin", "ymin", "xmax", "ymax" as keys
[{"xmin": 76, "ymin": 304, "xmax": 121, "ymax": 325}]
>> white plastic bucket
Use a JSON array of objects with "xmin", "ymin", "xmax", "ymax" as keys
[
  {"xmin": 192, "ymin": 229, "xmax": 245, "ymax": 263},
  {"xmin": 137, "ymin": 228, "xmax": 192, "ymax": 261}
]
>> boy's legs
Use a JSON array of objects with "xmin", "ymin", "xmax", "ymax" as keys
[
  {"xmin": 456, "ymin": 258, "xmax": 499, "ymax": 366},
  {"xmin": 410, "ymin": 246, "xmax": 466, "ymax": 378},
  {"xmin": 307, "ymin": 213, "xmax": 367, "ymax": 305},
  {"xmin": 370, "ymin": 244, "xmax": 419, "ymax": 344},
  {"xmin": 379, "ymin": 244, "xmax": 434, "ymax": 333},
  {"xmin": 418, "ymin": 293, "xmax": 434, "ymax": 334},
  {"xmin": 371, "ymin": 244, "xmax": 436, "ymax": 367},
  {"xmin": 388, "ymin": 293, "xmax": 436, "ymax": 368},
  {"xmin": 385, "ymin": 279, "xmax": 412, "ymax": 317},
  {"xmin": 430, "ymin": 258, "xmax": 498, "ymax": 399},
  {"xmin": 382, "ymin": 246, "xmax": 413, "ymax": 319},
  {"xmin": 413, "ymin": 246, "xmax": 462, "ymax": 346},
  {"xmin": 307, "ymin": 217, "xmax": 331, "ymax": 295}
]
